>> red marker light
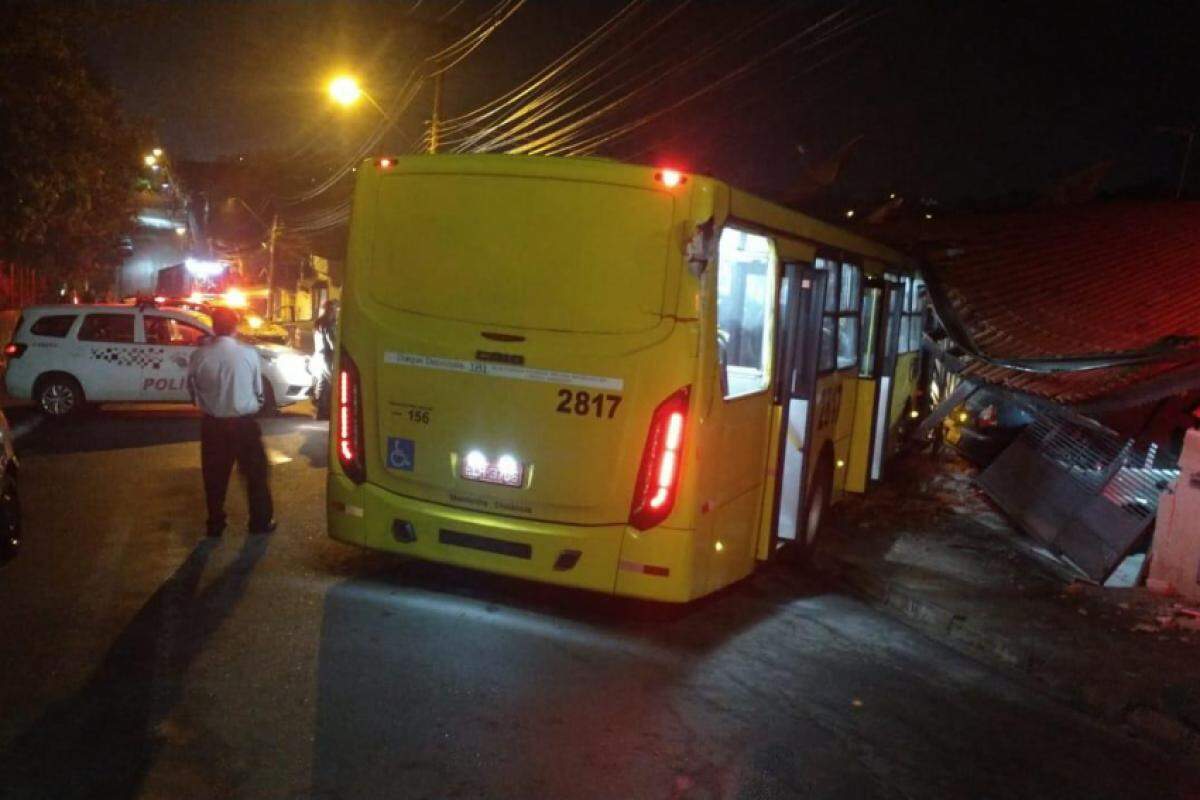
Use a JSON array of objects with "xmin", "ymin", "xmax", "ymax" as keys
[
  {"xmin": 655, "ymin": 169, "xmax": 686, "ymax": 188},
  {"xmin": 3, "ymin": 343, "xmax": 26, "ymax": 358}
]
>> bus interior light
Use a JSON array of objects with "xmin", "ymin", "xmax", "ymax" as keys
[{"xmin": 630, "ymin": 387, "xmax": 691, "ymax": 530}]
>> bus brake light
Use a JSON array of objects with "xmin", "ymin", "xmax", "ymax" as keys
[
  {"xmin": 630, "ymin": 386, "xmax": 690, "ymax": 530},
  {"xmin": 337, "ymin": 350, "xmax": 366, "ymax": 483}
]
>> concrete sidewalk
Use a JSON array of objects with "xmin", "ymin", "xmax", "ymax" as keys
[{"xmin": 815, "ymin": 452, "xmax": 1200, "ymax": 759}]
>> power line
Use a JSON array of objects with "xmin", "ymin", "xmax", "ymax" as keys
[
  {"xmin": 488, "ymin": 3, "xmax": 829, "ymax": 155},
  {"xmin": 537, "ymin": 5, "xmax": 883, "ymax": 157},
  {"xmin": 445, "ymin": 0, "xmax": 694, "ymax": 153},
  {"xmin": 436, "ymin": 0, "xmax": 646, "ymax": 134}
]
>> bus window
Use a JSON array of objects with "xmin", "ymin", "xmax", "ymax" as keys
[
  {"xmin": 717, "ymin": 228, "xmax": 775, "ymax": 398},
  {"xmin": 816, "ymin": 257, "xmax": 838, "ymax": 371},
  {"xmin": 859, "ymin": 287, "xmax": 880, "ymax": 376},
  {"xmin": 899, "ymin": 276, "xmax": 927, "ymax": 352},
  {"xmin": 836, "ymin": 263, "xmax": 860, "ymax": 370}
]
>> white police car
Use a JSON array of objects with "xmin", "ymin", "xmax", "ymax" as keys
[{"xmin": 3, "ymin": 303, "xmax": 312, "ymax": 417}]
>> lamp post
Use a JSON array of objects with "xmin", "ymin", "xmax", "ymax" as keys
[
  {"xmin": 327, "ymin": 64, "xmax": 448, "ymax": 154},
  {"xmin": 327, "ymin": 75, "xmax": 387, "ymax": 117}
]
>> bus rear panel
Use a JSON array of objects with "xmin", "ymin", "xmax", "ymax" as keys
[{"xmin": 328, "ymin": 156, "xmax": 708, "ymax": 602}]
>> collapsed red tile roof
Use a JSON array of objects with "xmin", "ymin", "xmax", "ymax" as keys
[{"xmin": 882, "ymin": 202, "xmax": 1200, "ymax": 404}]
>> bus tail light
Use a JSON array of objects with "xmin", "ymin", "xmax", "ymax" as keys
[
  {"xmin": 629, "ymin": 386, "xmax": 690, "ymax": 531},
  {"xmin": 3, "ymin": 343, "xmax": 26, "ymax": 358},
  {"xmin": 337, "ymin": 350, "xmax": 366, "ymax": 484}
]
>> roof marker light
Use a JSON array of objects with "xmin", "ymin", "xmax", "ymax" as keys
[{"xmin": 655, "ymin": 169, "xmax": 686, "ymax": 188}]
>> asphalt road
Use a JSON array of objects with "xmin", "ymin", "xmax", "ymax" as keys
[{"xmin": 0, "ymin": 405, "xmax": 1197, "ymax": 800}]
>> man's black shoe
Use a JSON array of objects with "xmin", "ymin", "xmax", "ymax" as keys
[{"xmin": 249, "ymin": 519, "xmax": 277, "ymax": 535}]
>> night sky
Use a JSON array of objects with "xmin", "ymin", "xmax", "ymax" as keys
[{"xmin": 82, "ymin": 1, "xmax": 1200, "ymax": 206}]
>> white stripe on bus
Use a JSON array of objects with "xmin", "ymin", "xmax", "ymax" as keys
[{"xmin": 384, "ymin": 351, "xmax": 624, "ymax": 391}]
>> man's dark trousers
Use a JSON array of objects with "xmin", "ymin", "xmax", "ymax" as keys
[{"xmin": 201, "ymin": 415, "xmax": 273, "ymax": 533}]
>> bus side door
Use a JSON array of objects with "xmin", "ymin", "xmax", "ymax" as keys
[
  {"xmin": 868, "ymin": 278, "xmax": 904, "ymax": 481},
  {"xmin": 707, "ymin": 228, "xmax": 777, "ymax": 588},
  {"xmin": 770, "ymin": 263, "xmax": 826, "ymax": 547}
]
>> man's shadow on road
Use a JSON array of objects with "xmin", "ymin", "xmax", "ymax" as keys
[
  {"xmin": 0, "ymin": 534, "xmax": 270, "ymax": 800},
  {"xmin": 298, "ymin": 423, "xmax": 328, "ymax": 468}
]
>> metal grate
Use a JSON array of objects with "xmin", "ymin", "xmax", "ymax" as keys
[{"xmin": 978, "ymin": 415, "xmax": 1178, "ymax": 582}]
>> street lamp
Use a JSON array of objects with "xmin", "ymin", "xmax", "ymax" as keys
[
  {"xmin": 327, "ymin": 74, "xmax": 386, "ymax": 116},
  {"xmin": 143, "ymin": 154, "xmax": 158, "ymax": 167}
]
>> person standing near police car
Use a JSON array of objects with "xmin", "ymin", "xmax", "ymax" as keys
[{"xmin": 187, "ymin": 307, "xmax": 275, "ymax": 537}]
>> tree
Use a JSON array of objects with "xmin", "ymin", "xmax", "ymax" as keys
[{"xmin": 0, "ymin": 5, "xmax": 142, "ymax": 288}]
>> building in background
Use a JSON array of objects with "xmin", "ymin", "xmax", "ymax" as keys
[{"xmin": 116, "ymin": 150, "xmax": 191, "ymax": 298}]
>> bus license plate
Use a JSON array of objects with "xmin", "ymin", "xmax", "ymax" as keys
[{"xmin": 461, "ymin": 455, "xmax": 524, "ymax": 488}]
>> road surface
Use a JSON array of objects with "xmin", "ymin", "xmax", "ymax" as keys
[{"xmin": 0, "ymin": 405, "xmax": 1196, "ymax": 799}]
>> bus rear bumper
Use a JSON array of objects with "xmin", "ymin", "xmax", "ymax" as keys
[{"xmin": 328, "ymin": 475, "xmax": 636, "ymax": 594}]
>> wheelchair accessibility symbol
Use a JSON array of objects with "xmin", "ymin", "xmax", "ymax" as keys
[{"xmin": 387, "ymin": 437, "xmax": 415, "ymax": 471}]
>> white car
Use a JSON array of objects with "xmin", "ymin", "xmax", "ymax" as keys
[{"xmin": 4, "ymin": 303, "xmax": 312, "ymax": 417}]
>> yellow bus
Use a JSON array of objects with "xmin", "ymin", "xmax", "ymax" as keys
[{"xmin": 327, "ymin": 155, "xmax": 925, "ymax": 602}]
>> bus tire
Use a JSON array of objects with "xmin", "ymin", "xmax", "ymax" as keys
[
  {"xmin": 794, "ymin": 451, "xmax": 834, "ymax": 565},
  {"xmin": 34, "ymin": 373, "xmax": 85, "ymax": 418}
]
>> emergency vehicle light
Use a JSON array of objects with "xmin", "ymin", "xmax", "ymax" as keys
[{"xmin": 185, "ymin": 258, "xmax": 225, "ymax": 278}]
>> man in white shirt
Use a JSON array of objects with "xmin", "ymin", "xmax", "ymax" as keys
[{"xmin": 187, "ymin": 307, "xmax": 275, "ymax": 537}]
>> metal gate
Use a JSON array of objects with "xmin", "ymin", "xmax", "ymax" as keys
[{"xmin": 977, "ymin": 415, "xmax": 1178, "ymax": 582}]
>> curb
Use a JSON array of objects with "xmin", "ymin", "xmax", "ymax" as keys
[{"xmin": 816, "ymin": 552, "xmax": 1200, "ymax": 759}]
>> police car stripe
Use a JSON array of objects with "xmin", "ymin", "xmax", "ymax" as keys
[{"xmin": 383, "ymin": 351, "xmax": 623, "ymax": 391}]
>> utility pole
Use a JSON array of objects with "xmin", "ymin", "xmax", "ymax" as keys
[
  {"xmin": 266, "ymin": 213, "xmax": 279, "ymax": 319},
  {"xmin": 1159, "ymin": 125, "xmax": 1197, "ymax": 199},
  {"xmin": 1176, "ymin": 126, "xmax": 1195, "ymax": 200},
  {"xmin": 429, "ymin": 71, "xmax": 443, "ymax": 154},
  {"xmin": 407, "ymin": 15, "xmax": 466, "ymax": 155}
]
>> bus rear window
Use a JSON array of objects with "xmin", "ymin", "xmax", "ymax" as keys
[{"xmin": 367, "ymin": 174, "xmax": 674, "ymax": 334}]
